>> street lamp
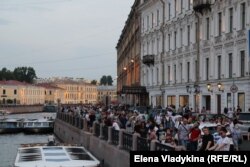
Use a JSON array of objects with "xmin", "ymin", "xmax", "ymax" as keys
[
  {"xmin": 130, "ymin": 59, "xmax": 134, "ymax": 63},
  {"xmin": 123, "ymin": 67, "xmax": 127, "ymax": 71},
  {"xmin": 207, "ymin": 83, "xmax": 213, "ymax": 93},
  {"xmin": 217, "ymin": 82, "xmax": 224, "ymax": 92}
]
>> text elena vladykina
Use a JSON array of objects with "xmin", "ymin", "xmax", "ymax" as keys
[{"xmin": 134, "ymin": 155, "xmax": 205, "ymax": 164}]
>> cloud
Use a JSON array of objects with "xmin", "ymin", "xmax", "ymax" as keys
[{"xmin": 0, "ymin": 18, "xmax": 10, "ymax": 25}]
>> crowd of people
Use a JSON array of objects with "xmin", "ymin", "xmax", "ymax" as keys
[{"xmin": 59, "ymin": 104, "xmax": 250, "ymax": 151}]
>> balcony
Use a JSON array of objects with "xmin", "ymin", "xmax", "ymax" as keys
[
  {"xmin": 237, "ymin": 29, "xmax": 246, "ymax": 39},
  {"xmin": 214, "ymin": 36, "xmax": 222, "ymax": 45},
  {"xmin": 225, "ymin": 32, "xmax": 234, "ymax": 42},
  {"xmin": 193, "ymin": 0, "xmax": 213, "ymax": 14},
  {"xmin": 142, "ymin": 55, "xmax": 154, "ymax": 66}
]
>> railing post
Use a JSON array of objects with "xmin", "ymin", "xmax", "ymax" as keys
[
  {"xmin": 107, "ymin": 127, "xmax": 112, "ymax": 144},
  {"xmin": 118, "ymin": 129, "xmax": 125, "ymax": 149},
  {"xmin": 150, "ymin": 140, "xmax": 157, "ymax": 151},
  {"xmin": 81, "ymin": 118, "xmax": 84, "ymax": 130},
  {"xmin": 92, "ymin": 122, "xmax": 97, "ymax": 135},
  {"xmin": 83, "ymin": 119, "xmax": 88, "ymax": 131},
  {"xmin": 99, "ymin": 124, "xmax": 104, "ymax": 139},
  {"xmin": 132, "ymin": 133, "xmax": 139, "ymax": 151}
]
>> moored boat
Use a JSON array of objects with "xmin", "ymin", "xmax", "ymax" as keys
[
  {"xmin": 0, "ymin": 118, "xmax": 24, "ymax": 134},
  {"xmin": 23, "ymin": 118, "xmax": 54, "ymax": 134},
  {"xmin": 14, "ymin": 145, "xmax": 100, "ymax": 167}
]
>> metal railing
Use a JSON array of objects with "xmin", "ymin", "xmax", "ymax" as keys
[
  {"xmin": 102, "ymin": 125, "xmax": 108, "ymax": 141},
  {"xmin": 111, "ymin": 129, "xmax": 119, "ymax": 145},
  {"xmin": 137, "ymin": 137, "xmax": 150, "ymax": 151},
  {"xmin": 95, "ymin": 123, "xmax": 100, "ymax": 137},
  {"xmin": 122, "ymin": 132, "xmax": 133, "ymax": 151},
  {"xmin": 56, "ymin": 112, "xmax": 176, "ymax": 152}
]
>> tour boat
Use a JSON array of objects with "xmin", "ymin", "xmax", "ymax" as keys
[
  {"xmin": 14, "ymin": 146, "xmax": 100, "ymax": 167},
  {"xmin": 0, "ymin": 118, "xmax": 24, "ymax": 134},
  {"xmin": 22, "ymin": 118, "xmax": 54, "ymax": 134}
]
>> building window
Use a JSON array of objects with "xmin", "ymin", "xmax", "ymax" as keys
[
  {"xmin": 187, "ymin": 25, "xmax": 190, "ymax": 46},
  {"xmin": 157, "ymin": 10, "xmax": 160, "ymax": 26},
  {"xmin": 168, "ymin": 66, "xmax": 171, "ymax": 84},
  {"xmin": 157, "ymin": 68, "xmax": 159, "ymax": 85},
  {"xmin": 174, "ymin": 65, "xmax": 176, "ymax": 83},
  {"xmin": 168, "ymin": 34, "xmax": 171, "ymax": 50},
  {"xmin": 240, "ymin": 51, "xmax": 245, "ymax": 77},
  {"xmin": 168, "ymin": 3, "xmax": 171, "ymax": 20},
  {"xmin": 151, "ymin": 68, "xmax": 154, "ymax": 85},
  {"xmin": 195, "ymin": 60, "xmax": 198, "ymax": 81},
  {"xmin": 195, "ymin": 22, "xmax": 198, "ymax": 43},
  {"xmin": 180, "ymin": 0, "xmax": 183, "ymax": 13},
  {"xmin": 174, "ymin": 31, "xmax": 177, "ymax": 49},
  {"xmin": 147, "ymin": 15, "xmax": 149, "ymax": 30},
  {"xmin": 180, "ymin": 63, "xmax": 183, "ymax": 83},
  {"xmin": 218, "ymin": 12, "xmax": 222, "ymax": 36},
  {"xmin": 227, "ymin": 93, "xmax": 232, "ymax": 108},
  {"xmin": 188, "ymin": 0, "xmax": 191, "ymax": 10},
  {"xmin": 228, "ymin": 53, "xmax": 233, "ymax": 78},
  {"xmin": 49, "ymin": 91, "xmax": 52, "ymax": 95},
  {"xmin": 14, "ymin": 89, "xmax": 17, "ymax": 95},
  {"xmin": 238, "ymin": 93, "xmax": 245, "ymax": 112},
  {"xmin": 151, "ymin": 12, "xmax": 154, "ymax": 28},
  {"xmin": 206, "ymin": 58, "xmax": 209, "ymax": 80},
  {"xmin": 174, "ymin": 0, "xmax": 177, "ymax": 17},
  {"xmin": 3, "ymin": 89, "xmax": 6, "ymax": 95},
  {"xmin": 218, "ymin": 55, "xmax": 221, "ymax": 79},
  {"xmin": 206, "ymin": 18, "xmax": 210, "ymax": 40},
  {"xmin": 180, "ymin": 28, "xmax": 183, "ymax": 47},
  {"xmin": 187, "ymin": 62, "xmax": 190, "ymax": 83},
  {"xmin": 241, "ymin": 3, "xmax": 246, "ymax": 30},
  {"xmin": 157, "ymin": 38, "xmax": 160, "ymax": 54},
  {"xmin": 229, "ymin": 8, "xmax": 233, "ymax": 33}
]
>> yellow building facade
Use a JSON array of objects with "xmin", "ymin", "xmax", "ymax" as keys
[
  {"xmin": 54, "ymin": 80, "xmax": 97, "ymax": 104},
  {"xmin": 0, "ymin": 80, "xmax": 45, "ymax": 105},
  {"xmin": 97, "ymin": 85, "xmax": 117, "ymax": 105}
]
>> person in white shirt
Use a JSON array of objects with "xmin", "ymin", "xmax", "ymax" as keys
[
  {"xmin": 208, "ymin": 127, "xmax": 231, "ymax": 151},
  {"xmin": 112, "ymin": 119, "xmax": 120, "ymax": 131}
]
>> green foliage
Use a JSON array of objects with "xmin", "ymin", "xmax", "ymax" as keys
[
  {"xmin": 91, "ymin": 80, "xmax": 97, "ymax": 85},
  {"xmin": 0, "ymin": 66, "xmax": 37, "ymax": 83},
  {"xmin": 100, "ymin": 75, "xmax": 113, "ymax": 86}
]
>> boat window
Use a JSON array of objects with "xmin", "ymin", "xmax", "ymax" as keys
[
  {"xmin": 28, "ymin": 122, "xmax": 33, "ymax": 126},
  {"xmin": 44, "ymin": 153, "xmax": 66, "ymax": 156},
  {"xmin": 34, "ymin": 122, "xmax": 42, "ymax": 126},
  {"xmin": 42, "ymin": 122, "xmax": 49, "ymax": 126},
  {"xmin": 45, "ymin": 158, "xmax": 70, "ymax": 162}
]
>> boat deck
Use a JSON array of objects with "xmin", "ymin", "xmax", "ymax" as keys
[{"xmin": 15, "ymin": 146, "xmax": 100, "ymax": 167}]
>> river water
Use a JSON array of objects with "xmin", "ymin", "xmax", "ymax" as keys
[{"xmin": 0, "ymin": 112, "xmax": 57, "ymax": 167}]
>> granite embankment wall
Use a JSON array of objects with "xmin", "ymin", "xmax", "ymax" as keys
[
  {"xmin": 0, "ymin": 105, "xmax": 43, "ymax": 114},
  {"xmin": 54, "ymin": 119, "xmax": 130, "ymax": 167}
]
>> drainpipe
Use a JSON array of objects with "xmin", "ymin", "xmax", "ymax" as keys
[{"xmin": 160, "ymin": 0, "xmax": 165, "ymax": 108}]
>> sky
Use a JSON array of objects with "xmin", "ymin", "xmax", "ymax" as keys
[{"xmin": 0, "ymin": 0, "xmax": 134, "ymax": 81}]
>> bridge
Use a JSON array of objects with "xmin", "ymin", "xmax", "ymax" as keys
[{"xmin": 54, "ymin": 112, "xmax": 174, "ymax": 167}]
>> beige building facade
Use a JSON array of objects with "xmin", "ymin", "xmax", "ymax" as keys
[{"xmin": 0, "ymin": 80, "xmax": 45, "ymax": 105}]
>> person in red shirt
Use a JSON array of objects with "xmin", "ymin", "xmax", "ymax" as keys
[{"xmin": 189, "ymin": 122, "xmax": 201, "ymax": 151}]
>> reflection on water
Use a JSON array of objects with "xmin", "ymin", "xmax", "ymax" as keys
[{"xmin": 0, "ymin": 112, "xmax": 56, "ymax": 167}]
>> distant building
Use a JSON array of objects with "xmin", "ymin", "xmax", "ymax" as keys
[
  {"xmin": 36, "ymin": 83, "xmax": 65, "ymax": 105},
  {"xmin": 53, "ymin": 79, "xmax": 97, "ymax": 104},
  {"xmin": 97, "ymin": 85, "xmax": 117, "ymax": 105},
  {"xmin": 0, "ymin": 80, "xmax": 45, "ymax": 105}
]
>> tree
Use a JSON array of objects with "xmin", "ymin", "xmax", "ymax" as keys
[
  {"xmin": 91, "ymin": 80, "xmax": 97, "ymax": 85},
  {"xmin": 13, "ymin": 66, "xmax": 37, "ymax": 83},
  {"xmin": 107, "ymin": 75, "xmax": 113, "ymax": 86},
  {"xmin": 100, "ymin": 75, "xmax": 107, "ymax": 85}
]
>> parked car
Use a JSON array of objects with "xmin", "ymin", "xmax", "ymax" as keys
[{"xmin": 238, "ymin": 113, "xmax": 250, "ymax": 136}]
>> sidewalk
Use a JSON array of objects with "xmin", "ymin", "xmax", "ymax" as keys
[{"xmin": 239, "ymin": 140, "xmax": 250, "ymax": 151}]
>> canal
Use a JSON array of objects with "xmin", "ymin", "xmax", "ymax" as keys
[{"xmin": 0, "ymin": 112, "xmax": 57, "ymax": 167}]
